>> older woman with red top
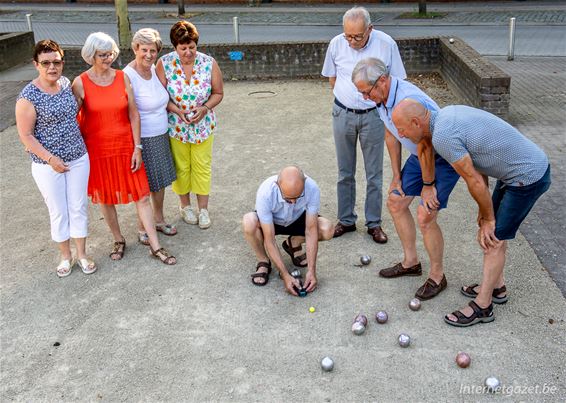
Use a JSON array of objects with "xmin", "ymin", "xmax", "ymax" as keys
[
  {"xmin": 156, "ymin": 21, "xmax": 224, "ymax": 230},
  {"xmin": 73, "ymin": 32, "xmax": 176, "ymax": 265}
]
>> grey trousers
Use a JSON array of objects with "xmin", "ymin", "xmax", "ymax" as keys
[{"xmin": 332, "ymin": 102, "xmax": 385, "ymax": 228}]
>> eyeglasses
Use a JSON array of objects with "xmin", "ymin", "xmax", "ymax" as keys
[
  {"xmin": 360, "ymin": 77, "xmax": 380, "ymax": 97},
  {"xmin": 276, "ymin": 182, "xmax": 305, "ymax": 203},
  {"xmin": 38, "ymin": 60, "xmax": 63, "ymax": 68},
  {"xmin": 344, "ymin": 26, "xmax": 371, "ymax": 42},
  {"xmin": 96, "ymin": 52, "xmax": 115, "ymax": 59}
]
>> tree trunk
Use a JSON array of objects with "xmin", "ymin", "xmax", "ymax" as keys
[
  {"xmin": 177, "ymin": 0, "xmax": 185, "ymax": 16},
  {"xmin": 114, "ymin": 0, "xmax": 131, "ymax": 49},
  {"xmin": 418, "ymin": 0, "xmax": 427, "ymax": 15}
]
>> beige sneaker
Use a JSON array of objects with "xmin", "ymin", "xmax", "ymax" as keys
[
  {"xmin": 198, "ymin": 208, "xmax": 211, "ymax": 229},
  {"xmin": 180, "ymin": 205, "xmax": 198, "ymax": 225}
]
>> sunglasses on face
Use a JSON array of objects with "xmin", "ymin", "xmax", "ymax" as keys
[{"xmin": 38, "ymin": 60, "xmax": 63, "ymax": 68}]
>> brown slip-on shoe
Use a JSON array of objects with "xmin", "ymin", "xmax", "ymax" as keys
[
  {"xmin": 415, "ymin": 275, "xmax": 447, "ymax": 300},
  {"xmin": 379, "ymin": 262, "xmax": 422, "ymax": 278},
  {"xmin": 333, "ymin": 222, "xmax": 356, "ymax": 238},
  {"xmin": 367, "ymin": 226, "xmax": 388, "ymax": 244}
]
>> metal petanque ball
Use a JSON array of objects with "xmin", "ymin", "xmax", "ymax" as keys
[
  {"xmin": 351, "ymin": 321, "xmax": 366, "ymax": 335},
  {"xmin": 360, "ymin": 255, "xmax": 372, "ymax": 265},
  {"xmin": 321, "ymin": 356, "xmax": 334, "ymax": 372},
  {"xmin": 398, "ymin": 333, "xmax": 411, "ymax": 348},
  {"xmin": 484, "ymin": 376, "xmax": 501, "ymax": 393},
  {"xmin": 375, "ymin": 310, "xmax": 388, "ymax": 324},
  {"xmin": 409, "ymin": 298, "xmax": 421, "ymax": 311},
  {"xmin": 456, "ymin": 352, "xmax": 471, "ymax": 368}
]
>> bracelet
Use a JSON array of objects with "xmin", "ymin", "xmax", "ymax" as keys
[
  {"xmin": 422, "ymin": 180, "xmax": 436, "ymax": 186},
  {"xmin": 47, "ymin": 155, "xmax": 53, "ymax": 164},
  {"xmin": 203, "ymin": 104, "xmax": 211, "ymax": 111}
]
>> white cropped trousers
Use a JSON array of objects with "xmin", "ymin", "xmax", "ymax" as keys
[{"xmin": 31, "ymin": 153, "xmax": 90, "ymax": 242}]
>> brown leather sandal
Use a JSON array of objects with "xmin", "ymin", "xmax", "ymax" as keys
[
  {"xmin": 461, "ymin": 283, "xmax": 508, "ymax": 304},
  {"xmin": 444, "ymin": 300, "xmax": 495, "ymax": 327},
  {"xmin": 251, "ymin": 261, "xmax": 272, "ymax": 286},
  {"xmin": 281, "ymin": 236, "xmax": 307, "ymax": 267},
  {"xmin": 110, "ymin": 239, "xmax": 126, "ymax": 260},
  {"xmin": 150, "ymin": 247, "xmax": 177, "ymax": 265}
]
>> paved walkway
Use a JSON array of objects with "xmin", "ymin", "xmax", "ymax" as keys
[
  {"xmin": 1, "ymin": 2, "xmax": 565, "ymax": 295},
  {"xmin": 1, "ymin": 79, "xmax": 565, "ymax": 402},
  {"xmin": 488, "ymin": 56, "xmax": 566, "ymax": 294}
]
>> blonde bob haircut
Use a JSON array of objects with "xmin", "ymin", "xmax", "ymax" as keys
[
  {"xmin": 132, "ymin": 28, "xmax": 163, "ymax": 52},
  {"xmin": 81, "ymin": 32, "xmax": 119, "ymax": 65}
]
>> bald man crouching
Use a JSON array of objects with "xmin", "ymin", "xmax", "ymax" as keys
[
  {"xmin": 392, "ymin": 100, "xmax": 551, "ymax": 327},
  {"xmin": 242, "ymin": 166, "xmax": 335, "ymax": 296}
]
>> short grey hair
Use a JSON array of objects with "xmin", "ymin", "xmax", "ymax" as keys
[
  {"xmin": 352, "ymin": 57, "xmax": 389, "ymax": 85},
  {"xmin": 132, "ymin": 28, "xmax": 163, "ymax": 52},
  {"xmin": 81, "ymin": 32, "xmax": 119, "ymax": 65},
  {"xmin": 343, "ymin": 6, "xmax": 371, "ymax": 28}
]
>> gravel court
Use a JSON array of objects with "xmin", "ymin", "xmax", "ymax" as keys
[{"xmin": 1, "ymin": 80, "xmax": 564, "ymax": 401}]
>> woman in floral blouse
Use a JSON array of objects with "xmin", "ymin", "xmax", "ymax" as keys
[{"xmin": 156, "ymin": 21, "xmax": 224, "ymax": 229}]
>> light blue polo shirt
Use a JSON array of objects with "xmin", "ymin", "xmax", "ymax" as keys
[
  {"xmin": 379, "ymin": 76, "xmax": 439, "ymax": 155},
  {"xmin": 322, "ymin": 29, "xmax": 407, "ymax": 110},
  {"xmin": 431, "ymin": 105, "xmax": 549, "ymax": 186},
  {"xmin": 255, "ymin": 175, "xmax": 320, "ymax": 227}
]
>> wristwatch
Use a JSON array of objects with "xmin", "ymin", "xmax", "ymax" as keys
[{"xmin": 135, "ymin": 144, "xmax": 143, "ymax": 150}]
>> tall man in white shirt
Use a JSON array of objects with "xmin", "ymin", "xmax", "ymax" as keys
[{"xmin": 322, "ymin": 6, "xmax": 407, "ymax": 244}]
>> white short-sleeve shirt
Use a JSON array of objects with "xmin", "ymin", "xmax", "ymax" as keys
[
  {"xmin": 322, "ymin": 29, "xmax": 407, "ymax": 110},
  {"xmin": 255, "ymin": 175, "xmax": 320, "ymax": 227}
]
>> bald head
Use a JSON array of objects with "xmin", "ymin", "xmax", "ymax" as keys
[
  {"xmin": 391, "ymin": 99, "xmax": 431, "ymax": 144},
  {"xmin": 277, "ymin": 166, "xmax": 306, "ymax": 202}
]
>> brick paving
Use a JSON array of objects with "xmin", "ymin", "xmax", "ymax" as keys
[
  {"xmin": 1, "ymin": 4, "xmax": 564, "ymax": 295},
  {"xmin": 1, "ymin": 9, "xmax": 565, "ymax": 26},
  {"xmin": 489, "ymin": 56, "xmax": 566, "ymax": 296}
]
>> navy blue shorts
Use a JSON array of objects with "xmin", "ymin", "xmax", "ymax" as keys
[
  {"xmin": 493, "ymin": 165, "xmax": 551, "ymax": 240},
  {"xmin": 392, "ymin": 154, "xmax": 460, "ymax": 210},
  {"xmin": 273, "ymin": 211, "xmax": 307, "ymax": 236}
]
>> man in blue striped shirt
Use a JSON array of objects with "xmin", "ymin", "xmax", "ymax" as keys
[
  {"xmin": 392, "ymin": 100, "xmax": 551, "ymax": 327},
  {"xmin": 352, "ymin": 58, "xmax": 460, "ymax": 301}
]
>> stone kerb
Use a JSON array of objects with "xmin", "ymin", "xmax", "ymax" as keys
[
  {"xmin": 54, "ymin": 37, "xmax": 509, "ymax": 118},
  {"xmin": 0, "ymin": 32, "xmax": 35, "ymax": 72},
  {"xmin": 440, "ymin": 36, "xmax": 510, "ymax": 119}
]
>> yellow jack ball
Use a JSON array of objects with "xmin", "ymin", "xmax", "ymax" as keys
[{"xmin": 309, "ymin": 307, "xmax": 316, "ymax": 313}]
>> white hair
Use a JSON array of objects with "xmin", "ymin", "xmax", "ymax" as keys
[
  {"xmin": 132, "ymin": 28, "xmax": 163, "ymax": 52},
  {"xmin": 81, "ymin": 32, "xmax": 119, "ymax": 65},
  {"xmin": 343, "ymin": 6, "xmax": 371, "ymax": 28},
  {"xmin": 352, "ymin": 57, "xmax": 389, "ymax": 84}
]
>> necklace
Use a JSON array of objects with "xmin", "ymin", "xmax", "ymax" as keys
[
  {"xmin": 133, "ymin": 61, "xmax": 152, "ymax": 80},
  {"xmin": 87, "ymin": 68, "xmax": 115, "ymax": 86}
]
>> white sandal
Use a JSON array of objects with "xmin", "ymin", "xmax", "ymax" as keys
[
  {"xmin": 56, "ymin": 259, "xmax": 73, "ymax": 278},
  {"xmin": 77, "ymin": 258, "xmax": 97, "ymax": 275}
]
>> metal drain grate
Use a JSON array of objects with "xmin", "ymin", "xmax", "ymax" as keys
[{"xmin": 248, "ymin": 90, "xmax": 277, "ymax": 98}]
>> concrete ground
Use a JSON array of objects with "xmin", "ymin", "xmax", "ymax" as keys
[{"xmin": 1, "ymin": 80, "xmax": 565, "ymax": 401}]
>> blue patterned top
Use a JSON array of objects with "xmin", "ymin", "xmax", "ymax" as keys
[
  {"xmin": 17, "ymin": 76, "xmax": 87, "ymax": 164},
  {"xmin": 431, "ymin": 105, "xmax": 549, "ymax": 186}
]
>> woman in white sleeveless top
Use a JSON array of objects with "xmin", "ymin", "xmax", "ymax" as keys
[{"xmin": 124, "ymin": 29, "xmax": 178, "ymax": 245}]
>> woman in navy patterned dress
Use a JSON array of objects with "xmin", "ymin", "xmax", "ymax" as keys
[{"xmin": 15, "ymin": 40, "xmax": 96, "ymax": 278}]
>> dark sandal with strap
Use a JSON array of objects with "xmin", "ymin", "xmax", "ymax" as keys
[
  {"xmin": 110, "ymin": 239, "xmax": 126, "ymax": 260},
  {"xmin": 251, "ymin": 261, "xmax": 272, "ymax": 286},
  {"xmin": 444, "ymin": 300, "xmax": 495, "ymax": 327},
  {"xmin": 282, "ymin": 236, "xmax": 307, "ymax": 268},
  {"xmin": 461, "ymin": 283, "xmax": 508, "ymax": 304},
  {"xmin": 150, "ymin": 247, "xmax": 177, "ymax": 265}
]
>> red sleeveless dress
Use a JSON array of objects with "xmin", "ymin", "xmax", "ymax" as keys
[{"xmin": 79, "ymin": 70, "xmax": 149, "ymax": 204}]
